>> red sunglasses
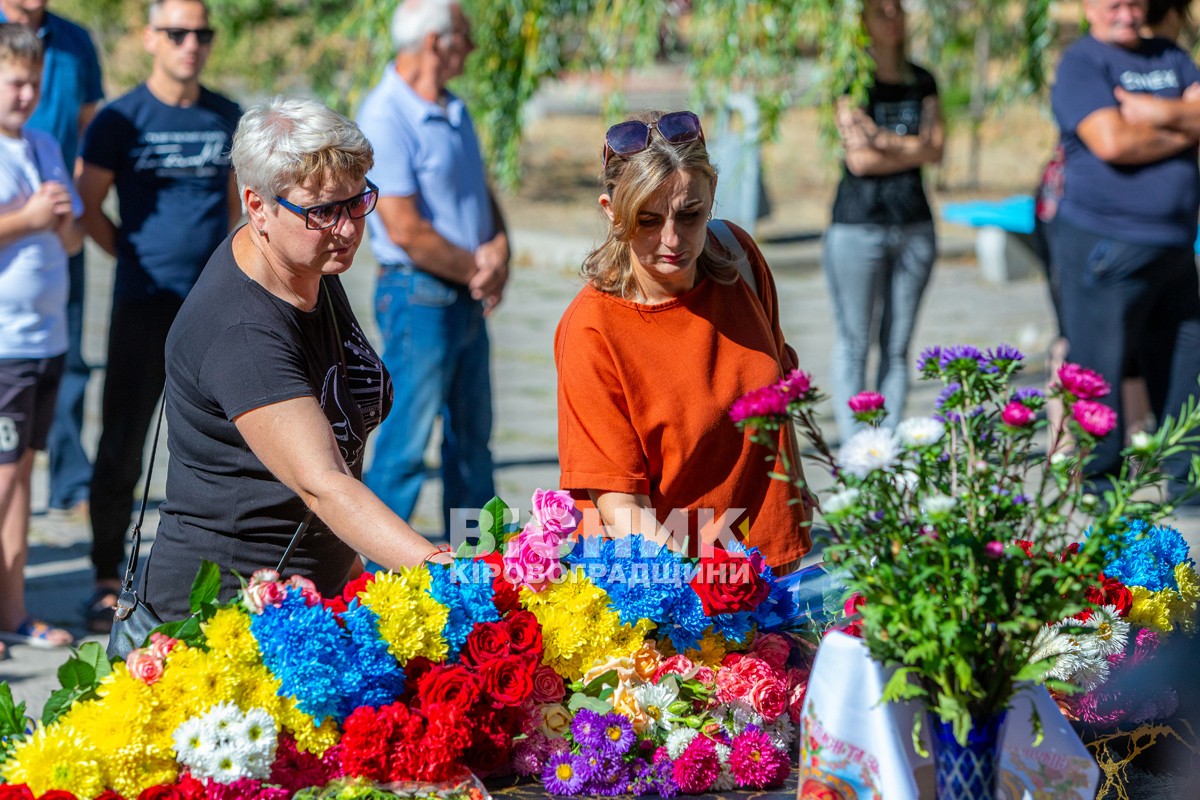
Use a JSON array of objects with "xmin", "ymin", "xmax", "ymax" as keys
[{"xmin": 601, "ymin": 111, "xmax": 705, "ymax": 167}]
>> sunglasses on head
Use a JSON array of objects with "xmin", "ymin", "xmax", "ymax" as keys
[
  {"xmin": 155, "ymin": 27, "xmax": 215, "ymax": 46},
  {"xmin": 602, "ymin": 111, "xmax": 704, "ymax": 167}
]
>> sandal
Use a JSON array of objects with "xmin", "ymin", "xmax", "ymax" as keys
[
  {"xmin": 0, "ymin": 617, "xmax": 74, "ymax": 649},
  {"xmin": 83, "ymin": 589, "xmax": 119, "ymax": 635}
]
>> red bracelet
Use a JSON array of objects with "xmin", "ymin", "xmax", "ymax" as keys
[{"xmin": 423, "ymin": 544, "xmax": 454, "ymax": 564}]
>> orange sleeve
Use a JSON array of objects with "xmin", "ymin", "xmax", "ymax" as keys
[
  {"xmin": 729, "ymin": 222, "xmax": 797, "ymax": 372},
  {"xmin": 554, "ymin": 295, "xmax": 650, "ymax": 496}
]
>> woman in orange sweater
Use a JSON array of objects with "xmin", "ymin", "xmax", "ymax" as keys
[{"xmin": 554, "ymin": 110, "xmax": 812, "ymax": 571}]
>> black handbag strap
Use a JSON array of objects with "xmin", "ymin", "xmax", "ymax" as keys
[{"xmin": 114, "ymin": 397, "xmax": 316, "ymax": 621}]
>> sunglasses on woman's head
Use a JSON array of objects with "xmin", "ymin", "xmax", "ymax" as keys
[{"xmin": 602, "ymin": 111, "xmax": 704, "ymax": 167}]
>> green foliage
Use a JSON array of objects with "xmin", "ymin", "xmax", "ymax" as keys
[
  {"xmin": 41, "ymin": 642, "xmax": 113, "ymax": 726},
  {"xmin": 151, "ymin": 558, "xmax": 223, "ymax": 646},
  {"xmin": 0, "ymin": 682, "xmax": 30, "ymax": 765}
]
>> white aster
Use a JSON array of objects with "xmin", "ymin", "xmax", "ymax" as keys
[
  {"xmin": 712, "ymin": 745, "xmax": 736, "ymax": 791},
  {"xmin": 839, "ymin": 428, "xmax": 901, "ymax": 479},
  {"xmin": 1078, "ymin": 606, "xmax": 1130, "ymax": 661},
  {"xmin": 665, "ymin": 727, "xmax": 698, "ymax": 759},
  {"xmin": 822, "ymin": 488, "xmax": 861, "ymax": 515},
  {"xmin": 765, "ymin": 716, "xmax": 795, "ymax": 751},
  {"xmin": 634, "ymin": 682, "xmax": 679, "ymax": 734},
  {"xmin": 207, "ymin": 749, "xmax": 245, "ymax": 784},
  {"xmin": 897, "ymin": 417, "xmax": 945, "ymax": 448}
]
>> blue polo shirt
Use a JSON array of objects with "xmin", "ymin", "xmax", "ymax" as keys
[
  {"xmin": 0, "ymin": 10, "xmax": 104, "ymax": 167},
  {"xmin": 356, "ymin": 63, "xmax": 493, "ymax": 270}
]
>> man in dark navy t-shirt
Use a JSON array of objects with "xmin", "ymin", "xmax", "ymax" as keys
[
  {"xmin": 1051, "ymin": 0, "xmax": 1200, "ymax": 496},
  {"xmin": 76, "ymin": 0, "xmax": 241, "ymax": 632}
]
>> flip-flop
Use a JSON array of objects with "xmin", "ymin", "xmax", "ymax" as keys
[{"xmin": 0, "ymin": 618, "xmax": 74, "ymax": 649}]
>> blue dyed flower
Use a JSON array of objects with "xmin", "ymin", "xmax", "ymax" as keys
[
  {"xmin": 427, "ymin": 562, "xmax": 501, "ymax": 661},
  {"xmin": 543, "ymin": 752, "xmax": 586, "ymax": 795},
  {"xmin": 566, "ymin": 535, "xmax": 688, "ymax": 628},
  {"xmin": 1095, "ymin": 519, "xmax": 1194, "ymax": 591}
]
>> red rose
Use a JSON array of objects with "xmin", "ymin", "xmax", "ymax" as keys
[
  {"xmin": 95, "ymin": 793, "xmax": 127, "ymax": 800},
  {"xmin": 530, "ymin": 664, "xmax": 565, "ymax": 704},
  {"xmin": 715, "ymin": 663, "xmax": 753, "ymax": 703},
  {"xmin": 463, "ymin": 621, "xmax": 512, "ymax": 667},
  {"xmin": 749, "ymin": 633, "xmax": 791, "ymax": 671},
  {"xmin": 39, "ymin": 793, "xmax": 82, "ymax": 800},
  {"xmin": 748, "ymin": 677, "xmax": 788, "ymax": 721},
  {"xmin": 463, "ymin": 725, "xmax": 514, "ymax": 777},
  {"xmin": 1103, "ymin": 576, "xmax": 1134, "ymax": 617},
  {"xmin": 419, "ymin": 664, "xmax": 482, "ymax": 713},
  {"xmin": 0, "ymin": 787, "xmax": 34, "ymax": 800},
  {"xmin": 173, "ymin": 775, "xmax": 206, "ymax": 800},
  {"xmin": 477, "ymin": 552, "xmax": 521, "ymax": 614},
  {"xmin": 481, "ymin": 654, "xmax": 534, "ymax": 705},
  {"xmin": 136, "ymin": 786, "xmax": 183, "ymax": 800},
  {"xmin": 504, "ymin": 610, "xmax": 543, "ymax": 658},
  {"xmin": 654, "ymin": 654, "xmax": 699, "ymax": 683},
  {"xmin": 689, "ymin": 548, "xmax": 770, "ymax": 615},
  {"xmin": 403, "ymin": 656, "xmax": 436, "ymax": 702}
]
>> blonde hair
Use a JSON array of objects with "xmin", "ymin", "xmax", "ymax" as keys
[{"xmin": 581, "ymin": 111, "xmax": 735, "ymax": 299}]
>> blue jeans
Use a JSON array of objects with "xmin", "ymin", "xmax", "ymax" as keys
[
  {"xmin": 823, "ymin": 222, "xmax": 936, "ymax": 438},
  {"xmin": 364, "ymin": 266, "xmax": 495, "ymax": 542},
  {"xmin": 46, "ymin": 251, "xmax": 92, "ymax": 509},
  {"xmin": 1052, "ymin": 218, "xmax": 1200, "ymax": 484}
]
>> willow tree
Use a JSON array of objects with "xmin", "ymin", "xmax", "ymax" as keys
[{"xmin": 57, "ymin": 0, "xmax": 1060, "ymax": 189}]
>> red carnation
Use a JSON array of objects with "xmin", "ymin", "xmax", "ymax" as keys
[
  {"xmin": 340, "ymin": 706, "xmax": 398, "ymax": 781},
  {"xmin": 481, "ymin": 654, "xmax": 534, "ymax": 705},
  {"xmin": 95, "ymin": 793, "xmax": 127, "ymax": 800},
  {"xmin": 462, "ymin": 621, "xmax": 512, "ymax": 667},
  {"xmin": 504, "ymin": 610, "xmax": 543, "ymax": 658},
  {"xmin": 689, "ymin": 548, "xmax": 770, "ymax": 616},
  {"xmin": 419, "ymin": 664, "xmax": 483, "ymax": 714},
  {"xmin": 173, "ymin": 774, "xmax": 206, "ymax": 800},
  {"xmin": 135, "ymin": 788, "xmax": 183, "ymax": 800},
  {"xmin": 0, "ymin": 787, "xmax": 34, "ymax": 800},
  {"xmin": 477, "ymin": 551, "xmax": 521, "ymax": 613}
]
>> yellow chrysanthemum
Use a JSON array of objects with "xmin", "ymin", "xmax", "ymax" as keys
[
  {"xmin": 686, "ymin": 630, "xmax": 729, "ymax": 668},
  {"xmin": 102, "ymin": 743, "xmax": 179, "ymax": 799},
  {"xmin": 202, "ymin": 605, "xmax": 261, "ymax": 665},
  {"xmin": 1174, "ymin": 564, "xmax": 1200, "ymax": 634},
  {"xmin": 521, "ymin": 569, "xmax": 653, "ymax": 680},
  {"xmin": 360, "ymin": 568, "xmax": 449, "ymax": 664},
  {"xmin": 2, "ymin": 724, "xmax": 106, "ymax": 798}
]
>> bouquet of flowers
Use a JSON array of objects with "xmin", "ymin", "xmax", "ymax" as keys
[
  {"xmin": 731, "ymin": 345, "xmax": 1200, "ymax": 745},
  {"xmin": 0, "ymin": 491, "xmax": 810, "ymax": 799}
]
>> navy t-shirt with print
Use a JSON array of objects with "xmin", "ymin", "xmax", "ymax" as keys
[
  {"xmin": 81, "ymin": 83, "xmax": 242, "ymax": 300},
  {"xmin": 1052, "ymin": 36, "xmax": 1200, "ymax": 247},
  {"xmin": 831, "ymin": 63, "xmax": 938, "ymax": 226},
  {"xmin": 141, "ymin": 234, "xmax": 394, "ymax": 621}
]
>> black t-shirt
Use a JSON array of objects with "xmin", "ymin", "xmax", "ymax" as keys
[
  {"xmin": 142, "ymin": 233, "xmax": 393, "ymax": 620},
  {"xmin": 830, "ymin": 64, "xmax": 938, "ymax": 226}
]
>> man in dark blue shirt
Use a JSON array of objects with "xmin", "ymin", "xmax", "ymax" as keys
[
  {"xmin": 77, "ymin": 0, "xmax": 241, "ymax": 632},
  {"xmin": 0, "ymin": 1, "xmax": 104, "ymax": 520},
  {"xmin": 1051, "ymin": 0, "xmax": 1200, "ymax": 497}
]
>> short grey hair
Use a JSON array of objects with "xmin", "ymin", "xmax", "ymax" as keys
[
  {"xmin": 0, "ymin": 23, "xmax": 43, "ymax": 66},
  {"xmin": 391, "ymin": 0, "xmax": 456, "ymax": 53},
  {"xmin": 230, "ymin": 97, "xmax": 374, "ymax": 203},
  {"xmin": 148, "ymin": 0, "xmax": 210, "ymax": 26}
]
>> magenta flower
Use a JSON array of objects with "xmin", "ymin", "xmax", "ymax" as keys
[
  {"xmin": 729, "ymin": 385, "xmax": 789, "ymax": 424},
  {"xmin": 984, "ymin": 541, "xmax": 1005, "ymax": 559},
  {"xmin": 777, "ymin": 369, "xmax": 813, "ymax": 402},
  {"xmin": 1057, "ymin": 363, "xmax": 1111, "ymax": 400},
  {"xmin": 848, "ymin": 391, "xmax": 885, "ymax": 413},
  {"xmin": 729, "ymin": 728, "xmax": 790, "ymax": 788},
  {"xmin": 1001, "ymin": 400, "xmax": 1035, "ymax": 427},
  {"xmin": 672, "ymin": 735, "xmax": 720, "ymax": 793},
  {"xmin": 1073, "ymin": 400, "xmax": 1118, "ymax": 438}
]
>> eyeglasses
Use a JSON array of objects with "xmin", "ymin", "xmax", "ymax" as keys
[
  {"xmin": 602, "ymin": 111, "xmax": 704, "ymax": 167},
  {"xmin": 154, "ymin": 27, "xmax": 216, "ymax": 46},
  {"xmin": 275, "ymin": 180, "xmax": 379, "ymax": 230}
]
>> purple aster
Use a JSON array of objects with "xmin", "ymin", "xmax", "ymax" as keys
[
  {"xmin": 938, "ymin": 345, "xmax": 986, "ymax": 372},
  {"xmin": 987, "ymin": 344, "xmax": 1024, "ymax": 365},
  {"xmin": 916, "ymin": 346, "xmax": 943, "ymax": 373},
  {"xmin": 582, "ymin": 752, "xmax": 631, "ymax": 796},
  {"xmin": 597, "ymin": 712, "xmax": 636, "ymax": 756},
  {"xmin": 935, "ymin": 383, "xmax": 964, "ymax": 411},
  {"xmin": 543, "ymin": 752, "xmax": 587, "ymax": 795},
  {"xmin": 571, "ymin": 708, "xmax": 607, "ymax": 750},
  {"xmin": 655, "ymin": 760, "xmax": 681, "ymax": 799}
]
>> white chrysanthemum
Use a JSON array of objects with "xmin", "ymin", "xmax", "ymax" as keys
[
  {"xmin": 172, "ymin": 716, "xmax": 207, "ymax": 763},
  {"xmin": 634, "ymin": 682, "xmax": 679, "ymax": 734},
  {"xmin": 920, "ymin": 494, "xmax": 955, "ymax": 516},
  {"xmin": 239, "ymin": 707, "xmax": 279, "ymax": 759},
  {"xmin": 897, "ymin": 417, "xmax": 945, "ymax": 448},
  {"xmin": 714, "ymin": 742, "xmax": 731, "ymax": 764},
  {"xmin": 822, "ymin": 487, "xmax": 860, "ymax": 515},
  {"xmin": 665, "ymin": 728, "xmax": 698, "ymax": 759},
  {"xmin": 1030, "ymin": 624, "xmax": 1080, "ymax": 681},
  {"xmin": 1070, "ymin": 652, "xmax": 1111, "ymax": 693},
  {"xmin": 839, "ymin": 428, "xmax": 901, "ymax": 479},
  {"xmin": 1080, "ymin": 606, "xmax": 1130, "ymax": 660},
  {"xmin": 207, "ymin": 749, "xmax": 245, "ymax": 784},
  {"xmin": 243, "ymin": 750, "xmax": 273, "ymax": 781}
]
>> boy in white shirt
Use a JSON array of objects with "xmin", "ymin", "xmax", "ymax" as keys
[{"xmin": 0, "ymin": 22, "xmax": 83, "ymax": 653}]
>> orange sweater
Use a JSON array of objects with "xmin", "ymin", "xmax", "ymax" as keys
[{"xmin": 554, "ymin": 224, "xmax": 811, "ymax": 567}]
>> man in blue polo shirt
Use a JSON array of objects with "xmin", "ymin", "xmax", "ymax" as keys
[
  {"xmin": 0, "ymin": 1, "xmax": 103, "ymax": 520},
  {"xmin": 357, "ymin": 0, "xmax": 509, "ymax": 545},
  {"xmin": 1051, "ymin": 0, "xmax": 1200, "ymax": 497}
]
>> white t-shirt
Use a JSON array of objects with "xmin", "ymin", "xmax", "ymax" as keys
[{"xmin": 0, "ymin": 127, "xmax": 82, "ymax": 359}]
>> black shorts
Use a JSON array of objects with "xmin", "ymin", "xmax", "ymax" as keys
[{"xmin": 0, "ymin": 355, "xmax": 65, "ymax": 465}]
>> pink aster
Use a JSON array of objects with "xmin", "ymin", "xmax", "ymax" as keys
[
  {"xmin": 672, "ymin": 735, "xmax": 721, "ymax": 793},
  {"xmin": 1057, "ymin": 363, "xmax": 1111, "ymax": 400},
  {"xmin": 776, "ymin": 369, "xmax": 813, "ymax": 402},
  {"xmin": 848, "ymin": 391, "xmax": 885, "ymax": 413},
  {"xmin": 1001, "ymin": 400, "xmax": 1034, "ymax": 428},
  {"xmin": 729, "ymin": 385, "xmax": 789, "ymax": 424},
  {"xmin": 1072, "ymin": 400, "xmax": 1117, "ymax": 438},
  {"xmin": 984, "ymin": 541, "xmax": 1005, "ymax": 559},
  {"xmin": 729, "ymin": 728, "xmax": 790, "ymax": 788}
]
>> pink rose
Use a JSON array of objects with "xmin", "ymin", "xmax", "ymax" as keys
[
  {"xmin": 530, "ymin": 664, "xmax": 566, "ymax": 704},
  {"xmin": 251, "ymin": 568, "xmax": 281, "ymax": 584},
  {"xmin": 750, "ymin": 633, "xmax": 791, "ymax": 672},
  {"xmin": 715, "ymin": 665, "xmax": 753, "ymax": 704},
  {"xmin": 244, "ymin": 573, "xmax": 287, "ymax": 614},
  {"xmin": 984, "ymin": 541, "xmax": 1005, "ymax": 559},
  {"xmin": 502, "ymin": 531, "xmax": 563, "ymax": 593},
  {"xmin": 730, "ymin": 654, "xmax": 780, "ymax": 686},
  {"xmin": 287, "ymin": 575, "xmax": 322, "ymax": 605},
  {"xmin": 749, "ymin": 678, "xmax": 788, "ymax": 722},
  {"xmin": 1073, "ymin": 400, "xmax": 1117, "ymax": 438},
  {"xmin": 788, "ymin": 682, "xmax": 807, "ymax": 723},
  {"xmin": 126, "ymin": 649, "xmax": 165, "ymax": 685},
  {"xmin": 1001, "ymin": 400, "xmax": 1034, "ymax": 427},
  {"xmin": 693, "ymin": 666, "xmax": 716, "ymax": 687},
  {"xmin": 1057, "ymin": 363, "xmax": 1110, "ymax": 400},
  {"xmin": 653, "ymin": 654, "xmax": 699, "ymax": 683},
  {"xmin": 531, "ymin": 489, "xmax": 582, "ymax": 539},
  {"xmin": 848, "ymin": 392, "xmax": 885, "ymax": 413},
  {"xmin": 148, "ymin": 632, "xmax": 178, "ymax": 661}
]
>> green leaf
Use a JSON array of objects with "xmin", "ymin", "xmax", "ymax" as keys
[
  {"xmin": 579, "ymin": 669, "xmax": 618, "ymax": 696},
  {"xmin": 75, "ymin": 642, "xmax": 112, "ymax": 682},
  {"xmin": 567, "ymin": 692, "xmax": 612, "ymax": 714},
  {"xmin": 0, "ymin": 682, "xmax": 28, "ymax": 740},
  {"xmin": 56, "ymin": 657, "xmax": 96, "ymax": 691},
  {"xmin": 189, "ymin": 560, "xmax": 222, "ymax": 614},
  {"xmin": 1014, "ymin": 658, "xmax": 1056, "ymax": 684},
  {"xmin": 41, "ymin": 686, "xmax": 88, "ymax": 726},
  {"xmin": 479, "ymin": 496, "xmax": 511, "ymax": 551},
  {"xmin": 881, "ymin": 668, "xmax": 925, "ymax": 702}
]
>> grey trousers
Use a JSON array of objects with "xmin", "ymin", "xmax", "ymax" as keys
[{"xmin": 822, "ymin": 221, "xmax": 937, "ymax": 438}]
